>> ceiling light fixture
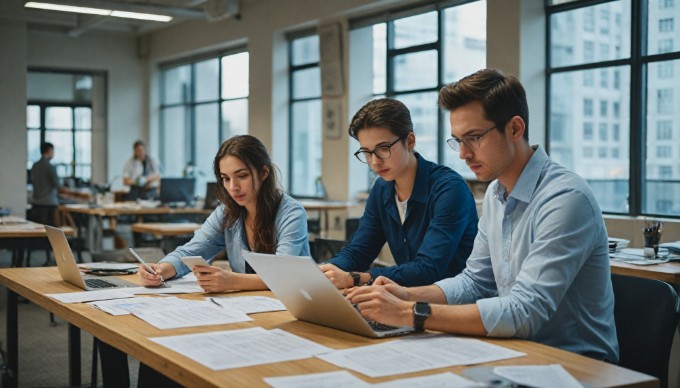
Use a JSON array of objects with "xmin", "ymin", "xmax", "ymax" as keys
[{"xmin": 24, "ymin": 1, "xmax": 173, "ymax": 22}]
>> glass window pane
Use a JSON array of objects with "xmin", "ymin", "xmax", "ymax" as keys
[
  {"xmin": 291, "ymin": 100, "xmax": 322, "ymax": 196},
  {"xmin": 292, "ymin": 67, "xmax": 321, "ymax": 99},
  {"xmin": 75, "ymin": 165, "xmax": 91, "ymax": 180},
  {"xmin": 27, "ymin": 105, "xmax": 40, "ymax": 128},
  {"xmin": 45, "ymin": 130, "xmax": 73, "ymax": 177},
  {"xmin": 75, "ymin": 131, "xmax": 91, "ymax": 165},
  {"xmin": 648, "ymin": 1, "xmax": 680, "ymax": 55},
  {"xmin": 292, "ymin": 35, "xmax": 320, "ymax": 66},
  {"xmin": 74, "ymin": 107, "xmax": 91, "ymax": 130},
  {"xmin": 645, "ymin": 59, "xmax": 680, "ymax": 215},
  {"xmin": 373, "ymin": 23, "xmax": 387, "ymax": 95},
  {"xmin": 443, "ymin": 1, "xmax": 487, "ymax": 83},
  {"xmin": 195, "ymin": 58, "xmax": 219, "ymax": 102},
  {"xmin": 27, "ymin": 129, "xmax": 41, "ymax": 169},
  {"xmin": 395, "ymin": 92, "xmax": 439, "ymax": 163},
  {"xmin": 221, "ymin": 99, "xmax": 248, "ymax": 140},
  {"xmin": 45, "ymin": 107, "xmax": 73, "ymax": 130},
  {"xmin": 393, "ymin": 11, "xmax": 438, "ymax": 49},
  {"xmin": 162, "ymin": 106, "xmax": 187, "ymax": 177},
  {"xmin": 550, "ymin": 0, "xmax": 631, "ymax": 68},
  {"xmin": 393, "ymin": 50, "xmax": 438, "ymax": 91},
  {"xmin": 549, "ymin": 67, "xmax": 631, "ymax": 213},
  {"xmin": 162, "ymin": 65, "xmax": 190, "ymax": 105},
  {"xmin": 221, "ymin": 52, "xmax": 249, "ymax": 99},
  {"xmin": 194, "ymin": 103, "xmax": 219, "ymax": 197}
]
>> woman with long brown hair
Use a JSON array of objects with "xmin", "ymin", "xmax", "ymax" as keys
[{"xmin": 139, "ymin": 134, "xmax": 310, "ymax": 291}]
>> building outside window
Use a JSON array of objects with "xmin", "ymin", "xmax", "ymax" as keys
[
  {"xmin": 548, "ymin": 0, "xmax": 680, "ymax": 217},
  {"xmin": 159, "ymin": 49, "xmax": 249, "ymax": 197}
]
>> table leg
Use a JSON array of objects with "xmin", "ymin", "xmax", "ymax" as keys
[
  {"xmin": 4, "ymin": 289, "xmax": 18, "ymax": 388},
  {"xmin": 68, "ymin": 324, "xmax": 81, "ymax": 386}
]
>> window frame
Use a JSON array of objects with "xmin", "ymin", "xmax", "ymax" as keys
[{"xmin": 546, "ymin": 0, "xmax": 680, "ymax": 218}]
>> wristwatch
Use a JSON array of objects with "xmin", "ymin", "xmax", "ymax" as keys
[
  {"xmin": 413, "ymin": 301, "xmax": 431, "ymax": 331},
  {"xmin": 349, "ymin": 272, "xmax": 362, "ymax": 287}
]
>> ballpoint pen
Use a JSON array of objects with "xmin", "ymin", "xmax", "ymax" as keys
[
  {"xmin": 128, "ymin": 248, "xmax": 169, "ymax": 288},
  {"xmin": 209, "ymin": 297, "xmax": 223, "ymax": 308}
]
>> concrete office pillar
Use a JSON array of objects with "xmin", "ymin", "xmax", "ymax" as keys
[{"xmin": 0, "ymin": 4, "xmax": 28, "ymax": 216}]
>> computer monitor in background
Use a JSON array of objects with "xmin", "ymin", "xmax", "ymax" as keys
[
  {"xmin": 159, "ymin": 178, "xmax": 196, "ymax": 206},
  {"xmin": 204, "ymin": 182, "xmax": 220, "ymax": 209}
]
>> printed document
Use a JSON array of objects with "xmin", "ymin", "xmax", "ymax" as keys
[
  {"xmin": 151, "ymin": 327, "xmax": 332, "ymax": 370},
  {"xmin": 47, "ymin": 289, "xmax": 134, "ymax": 304},
  {"xmin": 264, "ymin": 371, "xmax": 369, "ymax": 388},
  {"xmin": 88, "ymin": 296, "xmax": 196, "ymax": 316},
  {"xmin": 374, "ymin": 372, "xmax": 479, "ymax": 387},
  {"xmin": 493, "ymin": 364, "xmax": 583, "ymax": 388},
  {"xmin": 317, "ymin": 335, "xmax": 525, "ymax": 378},
  {"xmin": 206, "ymin": 296, "xmax": 286, "ymax": 314},
  {"xmin": 131, "ymin": 301, "xmax": 251, "ymax": 329}
]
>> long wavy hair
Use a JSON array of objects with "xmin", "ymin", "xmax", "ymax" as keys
[{"xmin": 212, "ymin": 135, "xmax": 283, "ymax": 253}]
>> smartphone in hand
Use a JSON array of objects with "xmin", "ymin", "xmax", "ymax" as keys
[{"xmin": 180, "ymin": 256, "xmax": 210, "ymax": 270}]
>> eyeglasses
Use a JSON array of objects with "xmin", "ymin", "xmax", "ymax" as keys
[
  {"xmin": 354, "ymin": 136, "xmax": 405, "ymax": 164},
  {"xmin": 446, "ymin": 125, "xmax": 496, "ymax": 152}
]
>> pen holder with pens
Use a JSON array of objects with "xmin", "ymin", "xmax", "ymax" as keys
[{"xmin": 643, "ymin": 221, "xmax": 663, "ymax": 258}]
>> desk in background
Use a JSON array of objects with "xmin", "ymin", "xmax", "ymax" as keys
[
  {"xmin": 610, "ymin": 260, "xmax": 680, "ymax": 286},
  {"xmin": 0, "ymin": 217, "xmax": 74, "ymax": 267},
  {"xmin": 0, "ymin": 267, "xmax": 657, "ymax": 388},
  {"xmin": 131, "ymin": 222, "xmax": 201, "ymax": 253},
  {"xmin": 298, "ymin": 200, "xmax": 357, "ymax": 239}
]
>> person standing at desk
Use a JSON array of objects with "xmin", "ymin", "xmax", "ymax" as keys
[
  {"xmin": 122, "ymin": 140, "xmax": 161, "ymax": 200},
  {"xmin": 321, "ymin": 98, "xmax": 478, "ymax": 288},
  {"xmin": 99, "ymin": 134, "xmax": 310, "ymax": 387},
  {"xmin": 30, "ymin": 142, "xmax": 83, "ymax": 225},
  {"xmin": 346, "ymin": 69, "xmax": 619, "ymax": 363}
]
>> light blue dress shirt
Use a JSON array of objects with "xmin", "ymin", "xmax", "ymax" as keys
[
  {"xmin": 435, "ymin": 146, "xmax": 619, "ymax": 363},
  {"xmin": 161, "ymin": 193, "xmax": 310, "ymax": 278}
]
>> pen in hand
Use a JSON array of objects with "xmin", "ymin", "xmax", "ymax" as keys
[{"xmin": 129, "ymin": 248, "xmax": 169, "ymax": 288}]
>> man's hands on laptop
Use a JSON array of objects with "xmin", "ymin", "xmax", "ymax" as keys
[{"xmin": 345, "ymin": 276, "xmax": 414, "ymax": 328}]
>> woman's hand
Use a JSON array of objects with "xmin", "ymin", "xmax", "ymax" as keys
[
  {"xmin": 319, "ymin": 263, "xmax": 352, "ymax": 289},
  {"xmin": 138, "ymin": 262, "xmax": 175, "ymax": 287},
  {"xmin": 194, "ymin": 265, "xmax": 240, "ymax": 293}
]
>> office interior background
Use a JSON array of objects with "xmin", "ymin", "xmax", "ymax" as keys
[{"xmin": 1, "ymin": 0, "xmax": 680, "ymax": 244}]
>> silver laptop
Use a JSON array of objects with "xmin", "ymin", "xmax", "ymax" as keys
[
  {"xmin": 243, "ymin": 251, "xmax": 415, "ymax": 338},
  {"xmin": 44, "ymin": 225, "xmax": 137, "ymax": 290}
]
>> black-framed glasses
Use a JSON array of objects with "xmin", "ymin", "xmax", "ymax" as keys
[
  {"xmin": 447, "ymin": 125, "xmax": 496, "ymax": 152},
  {"xmin": 354, "ymin": 136, "xmax": 406, "ymax": 164}
]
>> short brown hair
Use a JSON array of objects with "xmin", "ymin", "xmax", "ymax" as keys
[
  {"xmin": 438, "ymin": 69, "xmax": 529, "ymax": 140},
  {"xmin": 348, "ymin": 98, "xmax": 413, "ymax": 140}
]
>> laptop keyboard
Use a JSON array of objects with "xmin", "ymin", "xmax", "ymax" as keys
[
  {"xmin": 352, "ymin": 303, "xmax": 400, "ymax": 332},
  {"xmin": 84, "ymin": 278, "xmax": 117, "ymax": 289}
]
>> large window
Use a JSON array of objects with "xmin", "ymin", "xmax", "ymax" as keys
[
  {"xmin": 547, "ymin": 0, "xmax": 680, "ymax": 217},
  {"xmin": 160, "ymin": 49, "xmax": 249, "ymax": 197},
  {"xmin": 27, "ymin": 104, "xmax": 92, "ymax": 180},
  {"xmin": 288, "ymin": 33, "xmax": 322, "ymax": 197},
  {"xmin": 351, "ymin": 0, "xmax": 487, "ymax": 186}
]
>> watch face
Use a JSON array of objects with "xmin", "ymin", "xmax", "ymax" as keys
[{"xmin": 414, "ymin": 302, "xmax": 430, "ymax": 316}]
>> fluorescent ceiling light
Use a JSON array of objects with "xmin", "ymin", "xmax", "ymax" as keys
[
  {"xmin": 110, "ymin": 10, "xmax": 172, "ymax": 22},
  {"xmin": 24, "ymin": 2, "xmax": 173, "ymax": 22},
  {"xmin": 25, "ymin": 2, "xmax": 110, "ymax": 15}
]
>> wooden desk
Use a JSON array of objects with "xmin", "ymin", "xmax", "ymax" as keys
[
  {"xmin": 60, "ymin": 204, "xmax": 210, "ymax": 254},
  {"xmin": 610, "ymin": 260, "xmax": 680, "ymax": 286},
  {"xmin": 131, "ymin": 222, "xmax": 201, "ymax": 237},
  {"xmin": 298, "ymin": 200, "xmax": 357, "ymax": 238},
  {"xmin": 0, "ymin": 218, "xmax": 74, "ymax": 267},
  {"xmin": 0, "ymin": 267, "xmax": 657, "ymax": 388}
]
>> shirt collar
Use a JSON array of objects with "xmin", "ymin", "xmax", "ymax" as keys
[
  {"xmin": 494, "ymin": 145, "xmax": 548, "ymax": 204},
  {"xmin": 382, "ymin": 152, "xmax": 429, "ymax": 204}
]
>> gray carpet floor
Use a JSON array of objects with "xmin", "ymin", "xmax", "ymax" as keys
[{"xmin": 0, "ymin": 250, "xmax": 140, "ymax": 387}]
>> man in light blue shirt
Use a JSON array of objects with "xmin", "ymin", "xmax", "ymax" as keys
[{"xmin": 346, "ymin": 69, "xmax": 618, "ymax": 363}]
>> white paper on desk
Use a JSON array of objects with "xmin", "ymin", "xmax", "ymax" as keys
[
  {"xmin": 88, "ymin": 296, "xmax": 195, "ymax": 316},
  {"xmin": 207, "ymin": 296, "xmax": 286, "ymax": 314},
  {"xmin": 264, "ymin": 370, "xmax": 370, "ymax": 388},
  {"xmin": 494, "ymin": 364, "xmax": 583, "ymax": 388},
  {"xmin": 317, "ymin": 334, "xmax": 526, "ymax": 378},
  {"xmin": 374, "ymin": 372, "xmax": 480, "ymax": 387},
  {"xmin": 46, "ymin": 289, "xmax": 134, "ymax": 304},
  {"xmin": 131, "ymin": 301, "xmax": 251, "ymax": 329},
  {"xmin": 123, "ymin": 284, "xmax": 205, "ymax": 295},
  {"xmin": 151, "ymin": 327, "xmax": 332, "ymax": 370}
]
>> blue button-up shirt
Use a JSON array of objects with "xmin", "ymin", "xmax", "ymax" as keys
[
  {"xmin": 161, "ymin": 194, "xmax": 310, "ymax": 278},
  {"xmin": 435, "ymin": 146, "xmax": 619, "ymax": 363},
  {"xmin": 329, "ymin": 152, "xmax": 478, "ymax": 286}
]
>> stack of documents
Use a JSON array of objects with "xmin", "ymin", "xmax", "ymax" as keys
[{"xmin": 78, "ymin": 262, "xmax": 139, "ymax": 276}]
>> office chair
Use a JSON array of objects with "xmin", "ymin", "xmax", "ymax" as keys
[
  {"xmin": 312, "ymin": 238, "xmax": 347, "ymax": 263},
  {"xmin": 611, "ymin": 274, "xmax": 680, "ymax": 388}
]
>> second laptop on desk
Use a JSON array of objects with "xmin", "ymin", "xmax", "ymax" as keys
[{"xmin": 243, "ymin": 251, "xmax": 415, "ymax": 338}]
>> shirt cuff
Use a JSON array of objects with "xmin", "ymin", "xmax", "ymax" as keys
[{"xmin": 476, "ymin": 297, "xmax": 516, "ymax": 337}]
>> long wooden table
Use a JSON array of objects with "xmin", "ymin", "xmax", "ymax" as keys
[
  {"xmin": 0, "ymin": 217, "xmax": 74, "ymax": 267},
  {"xmin": 0, "ymin": 267, "xmax": 657, "ymax": 387},
  {"xmin": 610, "ymin": 260, "xmax": 680, "ymax": 286}
]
